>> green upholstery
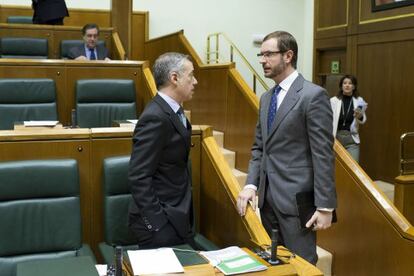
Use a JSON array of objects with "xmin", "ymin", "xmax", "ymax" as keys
[
  {"xmin": 0, "ymin": 38, "xmax": 48, "ymax": 59},
  {"xmin": 75, "ymin": 79, "xmax": 137, "ymax": 128},
  {"xmin": 60, "ymin": 40, "xmax": 105, "ymax": 59},
  {"xmin": 0, "ymin": 78, "xmax": 58, "ymax": 130},
  {"xmin": 99, "ymin": 156, "xmax": 219, "ymax": 264},
  {"xmin": 0, "ymin": 159, "xmax": 95, "ymax": 276},
  {"xmin": 100, "ymin": 156, "xmax": 139, "ymax": 264},
  {"xmin": 7, "ymin": 16, "xmax": 33, "ymax": 24}
]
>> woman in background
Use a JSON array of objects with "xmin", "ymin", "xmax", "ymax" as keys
[{"xmin": 331, "ymin": 75, "xmax": 367, "ymax": 163}]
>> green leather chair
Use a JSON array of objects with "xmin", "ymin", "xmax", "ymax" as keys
[
  {"xmin": 0, "ymin": 159, "xmax": 95, "ymax": 276},
  {"xmin": 75, "ymin": 79, "xmax": 137, "ymax": 128},
  {"xmin": 99, "ymin": 156, "xmax": 219, "ymax": 265},
  {"xmin": 0, "ymin": 78, "xmax": 58, "ymax": 130},
  {"xmin": 6, "ymin": 16, "xmax": 33, "ymax": 24},
  {"xmin": 0, "ymin": 38, "xmax": 48, "ymax": 59},
  {"xmin": 60, "ymin": 40, "xmax": 106, "ymax": 59}
]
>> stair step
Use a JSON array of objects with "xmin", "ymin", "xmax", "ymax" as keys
[
  {"xmin": 375, "ymin": 180, "xmax": 394, "ymax": 203},
  {"xmin": 213, "ymin": 130, "xmax": 224, "ymax": 148},
  {"xmin": 220, "ymin": 147, "xmax": 235, "ymax": 169},
  {"xmin": 232, "ymin": 168, "xmax": 247, "ymax": 188},
  {"xmin": 316, "ymin": 246, "xmax": 333, "ymax": 276}
]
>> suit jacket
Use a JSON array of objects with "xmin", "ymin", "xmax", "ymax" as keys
[
  {"xmin": 32, "ymin": 0, "xmax": 69, "ymax": 23},
  {"xmin": 246, "ymin": 74, "xmax": 337, "ymax": 216},
  {"xmin": 330, "ymin": 96, "xmax": 367, "ymax": 144},
  {"xmin": 128, "ymin": 94, "xmax": 193, "ymax": 239},
  {"xmin": 67, "ymin": 44, "xmax": 109, "ymax": 60}
]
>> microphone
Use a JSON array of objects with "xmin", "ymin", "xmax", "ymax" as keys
[
  {"xmin": 268, "ymin": 229, "xmax": 280, "ymax": 265},
  {"xmin": 71, "ymin": 109, "xmax": 77, "ymax": 128},
  {"xmin": 115, "ymin": 246, "xmax": 123, "ymax": 276}
]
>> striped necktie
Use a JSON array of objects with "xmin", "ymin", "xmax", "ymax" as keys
[{"xmin": 177, "ymin": 108, "xmax": 187, "ymax": 128}]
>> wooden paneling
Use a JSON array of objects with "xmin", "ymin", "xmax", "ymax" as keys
[
  {"xmin": 111, "ymin": 0, "xmax": 132, "ymax": 57},
  {"xmin": 318, "ymin": 143, "xmax": 414, "ymax": 275},
  {"xmin": 0, "ymin": 5, "xmax": 110, "ymax": 27},
  {"xmin": 225, "ymin": 69, "xmax": 258, "ymax": 172},
  {"xmin": 0, "ymin": 60, "xmax": 146, "ymax": 126},
  {"xmin": 355, "ymin": 29, "xmax": 414, "ymax": 182},
  {"xmin": 131, "ymin": 12, "xmax": 149, "ymax": 61},
  {"xmin": 315, "ymin": 0, "xmax": 348, "ymax": 39}
]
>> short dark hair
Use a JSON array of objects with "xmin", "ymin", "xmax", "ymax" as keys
[
  {"xmin": 263, "ymin": 31, "xmax": 298, "ymax": 68},
  {"xmin": 337, "ymin": 74, "xmax": 359, "ymax": 98},
  {"xmin": 82, "ymin": 23, "xmax": 99, "ymax": 36},
  {"xmin": 153, "ymin": 52, "xmax": 191, "ymax": 89}
]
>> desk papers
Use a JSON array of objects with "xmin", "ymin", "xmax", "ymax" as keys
[
  {"xmin": 200, "ymin": 246, "xmax": 267, "ymax": 275},
  {"xmin": 128, "ymin": 248, "xmax": 184, "ymax": 275},
  {"xmin": 23, "ymin": 120, "xmax": 59, "ymax": 127}
]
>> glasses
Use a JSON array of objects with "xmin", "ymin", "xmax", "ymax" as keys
[{"xmin": 257, "ymin": 51, "xmax": 285, "ymax": 59}]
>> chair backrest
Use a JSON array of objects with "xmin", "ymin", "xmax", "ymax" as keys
[
  {"xmin": 60, "ymin": 40, "xmax": 106, "ymax": 59},
  {"xmin": 103, "ymin": 156, "xmax": 136, "ymax": 245},
  {"xmin": 6, "ymin": 16, "xmax": 33, "ymax": 24},
  {"xmin": 75, "ymin": 79, "xmax": 137, "ymax": 128},
  {"xmin": 0, "ymin": 159, "xmax": 83, "ymax": 276},
  {"xmin": 0, "ymin": 37, "xmax": 48, "ymax": 59},
  {"xmin": 0, "ymin": 78, "xmax": 58, "ymax": 130}
]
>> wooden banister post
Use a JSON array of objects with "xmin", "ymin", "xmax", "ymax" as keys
[
  {"xmin": 111, "ymin": 0, "xmax": 132, "ymax": 59},
  {"xmin": 394, "ymin": 175, "xmax": 414, "ymax": 225}
]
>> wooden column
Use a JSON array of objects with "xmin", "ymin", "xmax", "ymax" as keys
[
  {"xmin": 394, "ymin": 175, "xmax": 414, "ymax": 225},
  {"xmin": 111, "ymin": 0, "xmax": 132, "ymax": 59}
]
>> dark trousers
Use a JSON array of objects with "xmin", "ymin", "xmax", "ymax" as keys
[
  {"xmin": 33, "ymin": 17, "xmax": 64, "ymax": 25},
  {"xmin": 130, "ymin": 220, "xmax": 195, "ymax": 250},
  {"xmin": 260, "ymin": 185, "xmax": 317, "ymax": 265}
]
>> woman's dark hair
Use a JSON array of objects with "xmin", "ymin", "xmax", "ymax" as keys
[{"xmin": 337, "ymin": 74, "xmax": 359, "ymax": 98}]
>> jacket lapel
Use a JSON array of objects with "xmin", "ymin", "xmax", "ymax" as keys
[
  {"xmin": 261, "ymin": 90, "xmax": 273, "ymax": 139},
  {"xmin": 267, "ymin": 74, "xmax": 303, "ymax": 141},
  {"xmin": 154, "ymin": 95, "xmax": 191, "ymax": 151}
]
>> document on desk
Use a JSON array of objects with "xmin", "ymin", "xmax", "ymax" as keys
[
  {"xmin": 23, "ymin": 120, "xmax": 59, "ymax": 127},
  {"xmin": 128, "ymin": 248, "xmax": 184, "ymax": 275},
  {"xmin": 200, "ymin": 246, "xmax": 267, "ymax": 275}
]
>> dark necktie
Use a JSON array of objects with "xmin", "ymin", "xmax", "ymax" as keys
[
  {"xmin": 267, "ymin": 85, "xmax": 282, "ymax": 131},
  {"xmin": 177, "ymin": 108, "xmax": 187, "ymax": 128},
  {"xmin": 89, "ymin": 48, "xmax": 96, "ymax": 60}
]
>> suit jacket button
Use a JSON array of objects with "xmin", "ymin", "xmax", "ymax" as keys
[{"xmin": 147, "ymin": 225, "xmax": 152, "ymax": 230}]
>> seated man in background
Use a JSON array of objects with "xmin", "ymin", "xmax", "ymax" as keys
[
  {"xmin": 68, "ymin": 23, "xmax": 110, "ymax": 61},
  {"xmin": 128, "ymin": 52, "xmax": 198, "ymax": 249}
]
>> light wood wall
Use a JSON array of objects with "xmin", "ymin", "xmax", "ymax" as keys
[
  {"xmin": 314, "ymin": 0, "xmax": 414, "ymax": 182},
  {"xmin": 318, "ymin": 141, "xmax": 414, "ymax": 275},
  {"xmin": 0, "ymin": 60, "xmax": 150, "ymax": 125}
]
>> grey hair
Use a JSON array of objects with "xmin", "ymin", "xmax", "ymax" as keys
[{"xmin": 153, "ymin": 52, "xmax": 191, "ymax": 89}]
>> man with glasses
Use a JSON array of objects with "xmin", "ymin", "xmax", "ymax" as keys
[
  {"xmin": 68, "ymin": 23, "xmax": 110, "ymax": 61},
  {"xmin": 237, "ymin": 31, "xmax": 336, "ymax": 264}
]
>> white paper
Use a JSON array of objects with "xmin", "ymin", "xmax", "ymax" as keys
[
  {"xmin": 95, "ymin": 264, "xmax": 107, "ymax": 276},
  {"xmin": 127, "ymin": 119, "xmax": 138, "ymax": 124},
  {"xmin": 128, "ymin": 248, "xmax": 184, "ymax": 275},
  {"xmin": 23, "ymin": 120, "xmax": 59, "ymax": 127},
  {"xmin": 200, "ymin": 246, "xmax": 248, "ymax": 266}
]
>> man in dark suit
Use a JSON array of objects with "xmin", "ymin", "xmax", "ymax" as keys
[
  {"xmin": 32, "ymin": 0, "xmax": 69, "ymax": 25},
  {"xmin": 128, "ymin": 52, "xmax": 198, "ymax": 249},
  {"xmin": 237, "ymin": 31, "xmax": 337, "ymax": 264},
  {"xmin": 68, "ymin": 23, "xmax": 110, "ymax": 60}
]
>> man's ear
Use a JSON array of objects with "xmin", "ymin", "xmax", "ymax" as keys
[
  {"xmin": 284, "ymin": 50, "xmax": 294, "ymax": 64},
  {"xmin": 169, "ymin": 71, "xmax": 179, "ymax": 85}
]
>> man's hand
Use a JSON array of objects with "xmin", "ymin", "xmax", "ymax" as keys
[
  {"xmin": 305, "ymin": 210, "xmax": 333, "ymax": 231},
  {"xmin": 237, "ymin": 188, "xmax": 256, "ymax": 216},
  {"xmin": 74, "ymin": 56, "xmax": 87, "ymax": 60}
]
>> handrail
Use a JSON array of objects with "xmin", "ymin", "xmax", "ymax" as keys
[
  {"xmin": 206, "ymin": 32, "xmax": 269, "ymax": 94},
  {"xmin": 112, "ymin": 31, "xmax": 126, "ymax": 60},
  {"xmin": 400, "ymin": 132, "xmax": 414, "ymax": 175}
]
